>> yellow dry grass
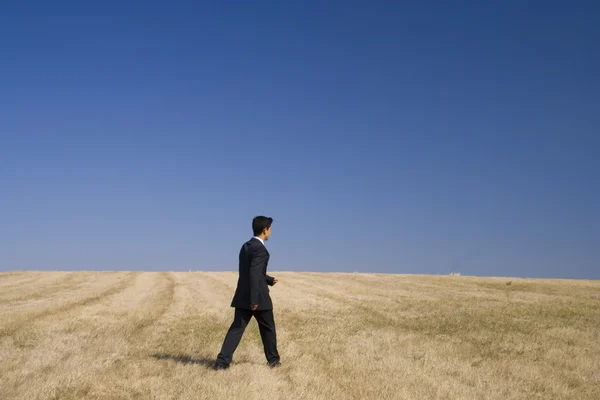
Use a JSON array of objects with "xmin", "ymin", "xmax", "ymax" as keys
[{"xmin": 0, "ymin": 271, "xmax": 599, "ymax": 399}]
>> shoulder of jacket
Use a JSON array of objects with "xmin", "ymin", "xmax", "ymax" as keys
[
  {"xmin": 249, "ymin": 241, "xmax": 268, "ymax": 254},
  {"xmin": 242, "ymin": 239, "xmax": 259, "ymax": 250}
]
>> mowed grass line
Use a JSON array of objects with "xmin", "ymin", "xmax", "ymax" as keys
[
  {"xmin": 247, "ymin": 273, "xmax": 597, "ymax": 399},
  {"xmin": 0, "ymin": 272, "xmax": 80, "ymax": 299},
  {"xmin": 0, "ymin": 272, "xmax": 598, "ymax": 400},
  {"xmin": 126, "ymin": 272, "xmax": 177, "ymax": 336},
  {"xmin": 0, "ymin": 272, "xmax": 139, "ymax": 338},
  {"xmin": 201, "ymin": 272, "xmax": 505, "ymax": 399},
  {"xmin": 201, "ymin": 272, "xmax": 365, "ymax": 399},
  {"xmin": 293, "ymin": 273, "xmax": 600, "ymax": 398},
  {"xmin": 84, "ymin": 273, "xmax": 230, "ymax": 399},
  {"xmin": 40, "ymin": 272, "xmax": 243, "ymax": 400},
  {"xmin": 0, "ymin": 272, "xmax": 100, "ymax": 304},
  {"xmin": 85, "ymin": 272, "xmax": 340, "ymax": 400},
  {"xmin": 1, "ymin": 272, "xmax": 177, "ymax": 400},
  {"xmin": 0, "ymin": 272, "xmax": 46, "ymax": 289}
]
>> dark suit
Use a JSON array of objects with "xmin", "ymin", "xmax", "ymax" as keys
[
  {"xmin": 216, "ymin": 238, "xmax": 280, "ymax": 366},
  {"xmin": 230, "ymin": 238, "xmax": 276, "ymax": 310}
]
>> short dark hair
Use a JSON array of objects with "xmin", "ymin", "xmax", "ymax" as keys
[{"xmin": 252, "ymin": 216, "xmax": 273, "ymax": 236}]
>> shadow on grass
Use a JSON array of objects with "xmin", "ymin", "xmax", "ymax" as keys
[{"xmin": 152, "ymin": 353, "xmax": 215, "ymax": 369}]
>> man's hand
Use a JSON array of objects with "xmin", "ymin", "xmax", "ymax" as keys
[
  {"xmin": 250, "ymin": 304, "xmax": 258, "ymax": 311},
  {"xmin": 273, "ymin": 278, "xmax": 278, "ymax": 284}
]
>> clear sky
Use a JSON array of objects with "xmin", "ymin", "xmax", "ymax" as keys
[{"xmin": 1, "ymin": 1, "xmax": 598, "ymax": 278}]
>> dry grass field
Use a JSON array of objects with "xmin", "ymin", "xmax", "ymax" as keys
[{"xmin": 0, "ymin": 271, "xmax": 598, "ymax": 400}]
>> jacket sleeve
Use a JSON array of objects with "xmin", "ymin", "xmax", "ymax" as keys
[
  {"xmin": 266, "ymin": 275, "xmax": 275, "ymax": 286},
  {"xmin": 249, "ymin": 246, "xmax": 269, "ymax": 305}
]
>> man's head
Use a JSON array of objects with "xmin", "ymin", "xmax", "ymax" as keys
[{"xmin": 253, "ymin": 216, "xmax": 273, "ymax": 240}]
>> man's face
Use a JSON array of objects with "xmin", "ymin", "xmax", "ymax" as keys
[{"xmin": 264, "ymin": 226, "xmax": 272, "ymax": 240}]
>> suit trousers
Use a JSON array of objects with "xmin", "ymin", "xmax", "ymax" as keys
[{"xmin": 216, "ymin": 308, "xmax": 280, "ymax": 366}]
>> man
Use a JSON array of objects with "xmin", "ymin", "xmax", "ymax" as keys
[{"xmin": 213, "ymin": 216, "xmax": 281, "ymax": 370}]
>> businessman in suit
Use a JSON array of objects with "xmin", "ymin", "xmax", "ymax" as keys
[{"xmin": 214, "ymin": 216, "xmax": 281, "ymax": 370}]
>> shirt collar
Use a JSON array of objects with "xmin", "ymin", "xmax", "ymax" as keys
[{"xmin": 253, "ymin": 236, "xmax": 265, "ymax": 246}]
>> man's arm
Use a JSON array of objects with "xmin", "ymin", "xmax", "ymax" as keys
[
  {"xmin": 266, "ymin": 274, "xmax": 276, "ymax": 286},
  {"xmin": 249, "ymin": 246, "xmax": 269, "ymax": 307}
]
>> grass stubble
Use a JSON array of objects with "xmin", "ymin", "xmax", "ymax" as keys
[{"xmin": 0, "ymin": 271, "xmax": 598, "ymax": 399}]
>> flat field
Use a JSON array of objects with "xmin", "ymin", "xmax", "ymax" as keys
[{"xmin": 0, "ymin": 271, "xmax": 598, "ymax": 399}]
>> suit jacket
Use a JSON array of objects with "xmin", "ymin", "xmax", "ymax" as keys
[{"xmin": 230, "ymin": 238, "xmax": 276, "ymax": 310}]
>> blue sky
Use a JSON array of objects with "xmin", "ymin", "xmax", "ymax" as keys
[{"xmin": 1, "ymin": 1, "xmax": 598, "ymax": 278}]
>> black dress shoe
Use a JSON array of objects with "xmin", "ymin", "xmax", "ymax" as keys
[
  {"xmin": 268, "ymin": 361, "xmax": 281, "ymax": 368},
  {"xmin": 213, "ymin": 363, "xmax": 229, "ymax": 370}
]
